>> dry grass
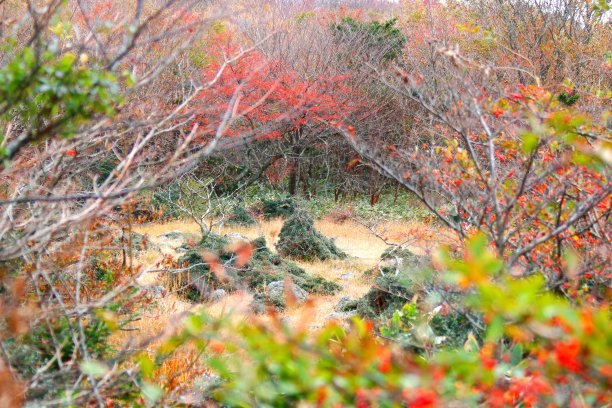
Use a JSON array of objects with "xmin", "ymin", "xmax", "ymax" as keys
[
  {"xmin": 109, "ymin": 291, "xmax": 205, "ymax": 392},
  {"xmin": 133, "ymin": 220, "xmax": 204, "ymax": 237},
  {"xmin": 133, "ymin": 217, "xmax": 451, "ymax": 257}
]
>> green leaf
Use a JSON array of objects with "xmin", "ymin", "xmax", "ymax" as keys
[
  {"xmin": 142, "ymin": 382, "xmax": 163, "ymax": 403},
  {"xmin": 521, "ymin": 132, "xmax": 539, "ymax": 154},
  {"xmin": 485, "ymin": 316, "xmax": 504, "ymax": 342},
  {"xmin": 511, "ymin": 344, "xmax": 523, "ymax": 366},
  {"xmin": 80, "ymin": 360, "xmax": 109, "ymax": 378},
  {"xmin": 58, "ymin": 53, "xmax": 77, "ymax": 71},
  {"xmin": 137, "ymin": 354, "xmax": 156, "ymax": 380}
]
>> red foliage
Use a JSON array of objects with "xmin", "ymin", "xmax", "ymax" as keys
[
  {"xmin": 554, "ymin": 338, "xmax": 582, "ymax": 373},
  {"xmin": 193, "ymin": 32, "xmax": 358, "ymax": 143}
]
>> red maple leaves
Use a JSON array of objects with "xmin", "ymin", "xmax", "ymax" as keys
[{"xmin": 193, "ymin": 32, "xmax": 358, "ymax": 143}]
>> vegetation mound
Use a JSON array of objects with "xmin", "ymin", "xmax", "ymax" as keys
[
  {"xmin": 339, "ymin": 247, "xmax": 428, "ymax": 319},
  {"xmin": 260, "ymin": 195, "xmax": 295, "ymax": 218},
  {"xmin": 377, "ymin": 246, "xmax": 428, "ymax": 275},
  {"xmin": 276, "ymin": 212, "xmax": 347, "ymax": 261},
  {"xmin": 167, "ymin": 234, "xmax": 340, "ymax": 303},
  {"xmin": 226, "ymin": 206, "xmax": 257, "ymax": 226}
]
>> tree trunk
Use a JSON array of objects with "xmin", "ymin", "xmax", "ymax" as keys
[
  {"xmin": 287, "ymin": 128, "xmax": 302, "ymax": 196},
  {"xmin": 288, "ymin": 160, "xmax": 299, "ymax": 196}
]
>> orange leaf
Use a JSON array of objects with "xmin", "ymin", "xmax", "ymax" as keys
[
  {"xmin": 233, "ymin": 242, "xmax": 254, "ymax": 268},
  {"xmin": 347, "ymin": 158, "xmax": 361, "ymax": 171},
  {"xmin": 202, "ymin": 251, "xmax": 226, "ymax": 282},
  {"xmin": 370, "ymin": 192, "xmax": 380, "ymax": 206}
]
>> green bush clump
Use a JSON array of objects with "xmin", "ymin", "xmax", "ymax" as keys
[
  {"xmin": 429, "ymin": 312, "xmax": 476, "ymax": 349},
  {"xmin": 261, "ymin": 195, "xmax": 295, "ymax": 218},
  {"xmin": 90, "ymin": 154, "xmax": 118, "ymax": 184},
  {"xmin": 169, "ymin": 233, "xmax": 232, "ymax": 300},
  {"xmin": 343, "ymin": 247, "xmax": 476, "ymax": 349},
  {"xmin": 558, "ymin": 89, "xmax": 579, "ymax": 106},
  {"xmin": 94, "ymin": 262, "xmax": 115, "ymax": 284},
  {"xmin": 9, "ymin": 315, "xmax": 112, "ymax": 378},
  {"xmin": 348, "ymin": 272, "xmax": 417, "ymax": 319},
  {"xmin": 151, "ymin": 182, "xmax": 182, "ymax": 218},
  {"xmin": 276, "ymin": 211, "xmax": 347, "ymax": 261},
  {"xmin": 378, "ymin": 246, "xmax": 428, "ymax": 275},
  {"xmin": 226, "ymin": 206, "xmax": 256, "ymax": 226},
  {"xmin": 237, "ymin": 237, "xmax": 306, "ymax": 290},
  {"xmin": 0, "ymin": 46, "xmax": 121, "ymax": 160},
  {"xmin": 297, "ymin": 275, "xmax": 342, "ymax": 295}
]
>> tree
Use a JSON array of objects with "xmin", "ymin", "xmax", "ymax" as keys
[{"xmin": 194, "ymin": 28, "xmax": 362, "ymax": 196}]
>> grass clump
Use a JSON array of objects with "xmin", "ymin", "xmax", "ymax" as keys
[
  {"xmin": 276, "ymin": 211, "xmax": 347, "ymax": 261},
  {"xmin": 168, "ymin": 233, "xmax": 233, "ymax": 301},
  {"xmin": 348, "ymin": 272, "xmax": 417, "ymax": 319},
  {"xmin": 297, "ymin": 275, "xmax": 342, "ymax": 295},
  {"xmin": 237, "ymin": 237, "xmax": 306, "ymax": 291},
  {"xmin": 241, "ymin": 237, "xmax": 341, "ymax": 296}
]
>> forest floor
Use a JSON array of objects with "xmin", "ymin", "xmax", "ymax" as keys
[{"xmin": 111, "ymin": 217, "xmax": 449, "ymax": 390}]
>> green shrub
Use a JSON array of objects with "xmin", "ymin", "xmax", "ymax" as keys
[
  {"xmin": 331, "ymin": 17, "xmax": 406, "ymax": 62},
  {"xmin": 261, "ymin": 195, "xmax": 295, "ymax": 218},
  {"xmin": 345, "ymin": 247, "xmax": 430, "ymax": 319},
  {"xmin": 237, "ymin": 237, "xmax": 306, "ymax": 291},
  {"xmin": 9, "ymin": 315, "xmax": 112, "ymax": 378},
  {"xmin": 378, "ymin": 246, "xmax": 428, "ymax": 275},
  {"xmin": 151, "ymin": 182, "xmax": 181, "ymax": 218},
  {"xmin": 430, "ymin": 312, "xmax": 476, "ymax": 349},
  {"xmin": 348, "ymin": 272, "xmax": 417, "ymax": 319},
  {"xmin": 558, "ymin": 90, "xmax": 579, "ymax": 106},
  {"xmin": 297, "ymin": 275, "xmax": 342, "ymax": 295},
  {"xmin": 90, "ymin": 154, "xmax": 118, "ymax": 184},
  {"xmin": 0, "ymin": 46, "xmax": 121, "ymax": 160},
  {"xmin": 225, "ymin": 206, "xmax": 256, "ymax": 226},
  {"xmin": 169, "ymin": 233, "xmax": 232, "ymax": 300},
  {"xmin": 276, "ymin": 211, "xmax": 347, "ymax": 261}
]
